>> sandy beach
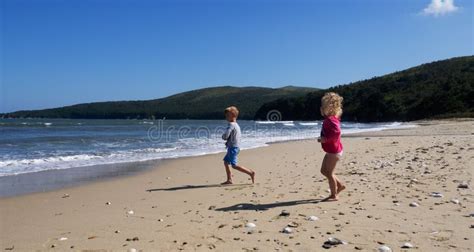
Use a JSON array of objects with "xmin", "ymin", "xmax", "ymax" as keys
[{"xmin": 0, "ymin": 120, "xmax": 473, "ymax": 251}]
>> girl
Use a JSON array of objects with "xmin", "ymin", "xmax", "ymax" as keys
[{"xmin": 318, "ymin": 92, "xmax": 345, "ymax": 201}]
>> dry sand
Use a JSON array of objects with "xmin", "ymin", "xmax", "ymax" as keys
[{"xmin": 1, "ymin": 120, "xmax": 473, "ymax": 251}]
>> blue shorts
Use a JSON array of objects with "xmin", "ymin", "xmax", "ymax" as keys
[{"xmin": 223, "ymin": 147, "xmax": 240, "ymax": 166}]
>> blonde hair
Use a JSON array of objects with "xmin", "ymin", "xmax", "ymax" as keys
[
  {"xmin": 224, "ymin": 106, "xmax": 239, "ymax": 117},
  {"xmin": 321, "ymin": 92, "xmax": 343, "ymax": 117}
]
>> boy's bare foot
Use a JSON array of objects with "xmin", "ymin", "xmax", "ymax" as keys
[
  {"xmin": 220, "ymin": 180, "xmax": 233, "ymax": 185},
  {"xmin": 250, "ymin": 171, "xmax": 255, "ymax": 184},
  {"xmin": 322, "ymin": 195, "xmax": 339, "ymax": 202},
  {"xmin": 336, "ymin": 185, "xmax": 346, "ymax": 195}
]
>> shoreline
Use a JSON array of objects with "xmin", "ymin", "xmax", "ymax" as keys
[
  {"xmin": 0, "ymin": 121, "xmax": 419, "ymax": 198},
  {"xmin": 0, "ymin": 120, "xmax": 472, "ymax": 251}
]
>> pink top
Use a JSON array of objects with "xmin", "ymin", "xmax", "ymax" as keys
[{"xmin": 320, "ymin": 115, "xmax": 343, "ymax": 154}]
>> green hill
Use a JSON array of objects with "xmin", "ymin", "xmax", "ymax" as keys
[
  {"xmin": 255, "ymin": 56, "xmax": 474, "ymax": 122},
  {"xmin": 1, "ymin": 86, "xmax": 317, "ymax": 120}
]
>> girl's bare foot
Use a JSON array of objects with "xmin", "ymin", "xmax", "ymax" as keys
[
  {"xmin": 220, "ymin": 180, "xmax": 233, "ymax": 185},
  {"xmin": 336, "ymin": 185, "xmax": 346, "ymax": 195},
  {"xmin": 250, "ymin": 171, "xmax": 255, "ymax": 184}
]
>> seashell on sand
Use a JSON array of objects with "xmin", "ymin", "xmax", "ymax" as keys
[
  {"xmin": 409, "ymin": 202, "xmax": 419, "ymax": 207},
  {"xmin": 401, "ymin": 242, "xmax": 414, "ymax": 248},
  {"xmin": 282, "ymin": 227, "xmax": 293, "ymax": 234},
  {"xmin": 430, "ymin": 192, "xmax": 443, "ymax": 198},
  {"xmin": 245, "ymin": 222, "xmax": 256, "ymax": 229},
  {"xmin": 378, "ymin": 245, "xmax": 392, "ymax": 252}
]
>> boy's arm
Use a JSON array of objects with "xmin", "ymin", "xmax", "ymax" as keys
[{"xmin": 222, "ymin": 124, "xmax": 233, "ymax": 140}]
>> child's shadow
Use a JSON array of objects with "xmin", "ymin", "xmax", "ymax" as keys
[
  {"xmin": 214, "ymin": 199, "xmax": 323, "ymax": 212},
  {"xmin": 146, "ymin": 183, "xmax": 249, "ymax": 192}
]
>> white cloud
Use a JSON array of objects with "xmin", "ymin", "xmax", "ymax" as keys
[{"xmin": 422, "ymin": 0, "xmax": 459, "ymax": 16}]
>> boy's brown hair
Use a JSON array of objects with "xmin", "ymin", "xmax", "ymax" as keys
[{"xmin": 224, "ymin": 106, "xmax": 239, "ymax": 117}]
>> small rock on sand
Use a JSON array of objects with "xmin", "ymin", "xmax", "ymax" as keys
[
  {"xmin": 450, "ymin": 199, "xmax": 460, "ymax": 204},
  {"xmin": 245, "ymin": 223, "xmax": 256, "ymax": 229},
  {"xmin": 401, "ymin": 242, "xmax": 414, "ymax": 248},
  {"xmin": 280, "ymin": 210, "xmax": 290, "ymax": 217},
  {"xmin": 128, "ymin": 249, "xmax": 137, "ymax": 252},
  {"xmin": 430, "ymin": 192, "xmax": 443, "ymax": 198},
  {"xmin": 322, "ymin": 237, "xmax": 347, "ymax": 249},
  {"xmin": 307, "ymin": 215, "xmax": 319, "ymax": 221},
  {"xmin": 287, "ymin": 222, "xmax": 299, "ymax": 228},
  {"xmin": 378, "ymin": 245, "xmax": 392, "ymax": 252},
  {"xmin": 409, "ymin": 202, "xmax": 419, "ymax": 207},
  {"xmin": 127, "ymin": 210, "xmax": 134, "ymax": 215},
  {"xmin": 458, "ymin": 182, "xmax": 469, "ymax": 189},
  {"xmin": 58, "ymin": 237, "xmax": 68, "ymax": 241},
  {"xmin": 282, "ymin": 227, "xmax": 293, "ymax": 234}
]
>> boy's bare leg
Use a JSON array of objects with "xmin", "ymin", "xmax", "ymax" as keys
[
  {"xmin": 232, "ymin": 165, "xmax": 255, "ymax": 184},
  {"xmin": 221, "ymin": 162, "xmax": 233, "ymax": 185}
]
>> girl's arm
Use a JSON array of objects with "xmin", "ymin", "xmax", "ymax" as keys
[{"xmin": 322, "ymin": 120, "xmax": 340, "ymax": 143}]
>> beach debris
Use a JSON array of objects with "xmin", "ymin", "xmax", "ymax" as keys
[
  {"xmin": 282, "ymin": 227, "xmax": 293, "ymax": 234},
  {"xmin": 106, "ymin": 202, "xmax": 111, "ymax": 205},
  {"xmin": 409, "ymin": 202, "xmax": 419, "ymax": 207},
  {"xmin": 322, "ymin": 237, "xmax": 347, "ymax": 249},
  {"xmin": 126, "ymin": 237, "xmax": 139, "ymax": 242},
  {"xmin": 62, "ymin": 194, "xmax": 70, "ymax": 198},
  {"xmin": 430, "ymin": 192, "xmax": 444, "ymax": 198},
  {"xmin": 128, "ymin": 249, "xmax": 137, "ymax": 252},
  {"xmin": 280, "ymin": 210, "xmax": 290, "ymax": 217},
  {"xmin": 307, "ymin": 215, "xmax": 319, "ymax": 221},
  {"xmin": 245, "ymin": 222, "xmax": 256, "ymax": 233},
  {"xmin": 470, "ymin": 213, "xmax": 474, "ymax": 217},
  {"xmin": 58, "ymin": 237, "xmax": 68, "ymax": 241},
  {"xmin": 4, "ymin": 246, "xmax": 14, "ymax": 251},
  {"xmin": 127, "ymin": 210, "xmax": 134, "ymax": 215},
  {"xmin": 166, "ymin": 177, "xmax": 171, "ymax": 180},
  {"xmin": 88, "ymin": 236, "xmax": 97, "ymax": 240},
  {"xmin": 378, "ymin": 245, "xmax": 392, "ymax": 252},
  {"xmin": 450, "ymin": 199, "xmax": 460, "ymax": 204},
  {"xmin": 115, "ymin": 230, "xmax": 120, "ymax": 233},
  {"xmin": 158, "ymin": 219, "xmax": 164, "ymax": 222},
  {"xmin": 401, "ymin": 242, "xmax": 414, "ymax": 248},
  {"xmin": 458, "ymin": 182, "xmax": 469, "ymax": 189},
  {"xmin": 245, "ymin": 222, "xmax": 256, "ymax": 229},
  {"xmin": 51, "ymin": 244, "xmax": 57, "ymax": 248},
  {"xmin": 287, "ymin": 222, "xmax": 299, "ymax": 228},
  {"xmin": 208, "ymin": 205, "xmax": 216, "ymax": 210},
  {"xmin": 470, "ymin": 224, "xmax": 474, "ymax": 229}
]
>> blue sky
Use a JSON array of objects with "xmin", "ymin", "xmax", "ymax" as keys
[{"xmin": 1, "ymin": 0, "xmax": 473, "ymax": 113}]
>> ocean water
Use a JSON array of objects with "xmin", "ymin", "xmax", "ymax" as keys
[{"xmin": 0, "ymin": 119, "xmax": 415, "ymax": 177}]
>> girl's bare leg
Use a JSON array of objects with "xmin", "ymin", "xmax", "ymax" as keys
[
  {"xmin": 320, "ymin": 153, "xmax": 342, "ymax": 200},
  {"xmin": 335, "ymin": 175, "xmax": 346, "ymax": 194}
]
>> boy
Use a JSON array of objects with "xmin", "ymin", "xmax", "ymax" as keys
[{"xmin": 221, "ymin": 106, "xmax": 255, "ymax": 185}]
